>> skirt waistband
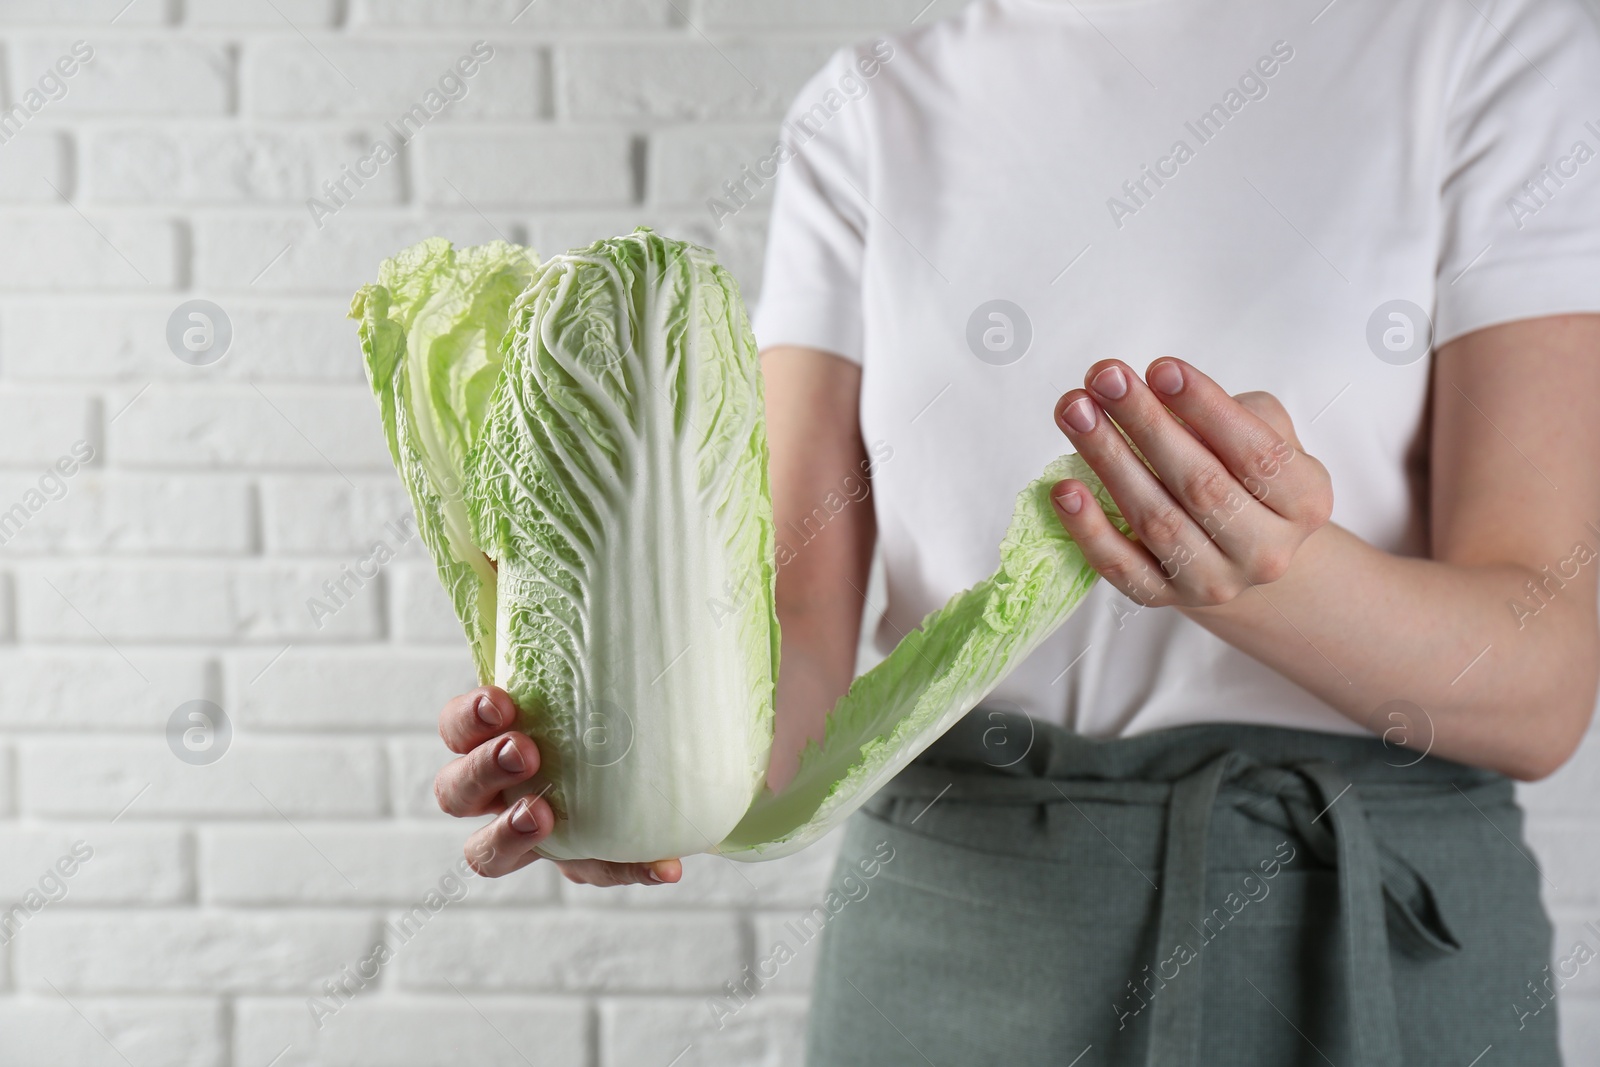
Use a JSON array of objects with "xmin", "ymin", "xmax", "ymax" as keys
[{"xmin": 893, "ymin": 711, "xmax": 1505, "ymax": 795}]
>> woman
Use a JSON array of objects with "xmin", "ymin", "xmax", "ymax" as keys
[{"xmin": 430, "ymin": 0, "xmax": 1600, "ymax": 1063}]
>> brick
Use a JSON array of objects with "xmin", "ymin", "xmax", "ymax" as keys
[
  {"xmin": 700, "ymin": 0, "xmax": 925, "ymax": 28},
  {"xmin": 191, "ymin": 213, "xmax": 519, "ymax": 294},
  {"xmin": 0, "ymin": 473, "xmax": 252, "ymax": 554},
  {"xmin": 0, "ymin": 649, "xmax": 210, "ymax": 729},
  {"xmin": 187, "ymin": 0, "xmax": 340, "ymax": 25},
  {"xmin": 1520, "ymin": 728, "xmax": 1600, "ymax": 815},
  {"xmin": 199, "ymin": 823, "xmax": 557, "ymax": 904},
  {"xmin": 225, "ymin": 647, "xmax": 475, "ymax": 730},
  {"xmin": 675, "ymin": 209, "xmax": 771, "ymax": 298},
  {"xmin": 713, "ymin": 211, "xmax": 779, "ymax": 279},
  {"xmin": 399, "ymin": 911, "xmax": 743, "ymax": 992},
  {"xmin": 752, "ymin": 913, "xmax": 821, "ymax": 994},
  {"xmin": 421, "ymin": 129, "xmax": 633, "ymax": 208},
  {"xmin": 1527, "ymin": 819, "xmax": 1600, "ymax": 907},
  {"xmin": 244, "ymin": 41, "xmax": 545, "ymax": 120},
  {"xmin": 0, "ymin": 297, "xmax": 363, "ymax": 382},
  {"xmin": 0, "ymin": 390, "xmax": 94, "ymax": 465},
  {"xmin": 86, "ymin": 126, "xmax": 406, "ymax": 205},
  {"xmin": 0, "ymin": 0, "xmax": 167, "ymax": 23},
  {"xmin": 1544, "ymin": 911, "xmax": 1600, "ymax": 1000},
  {"xmin": 14, "ymin": 562, "xmax": 383, "ymax": 642},
  {"xmin": 351, "ymin": 0, "xmax": 674, "ymax": 28},
  {"xmin": 389, "ymin": 561, "xmax": 465, "ymax": 643},
  {"xmin": 0, "ymin": 571, "xmax": 14, "ymax": 642},
  {"xmin": 531, "ymin": 209, "xmax": 768, "ymax": 297},
  {"xmin": 0, "ymin": 128, "xmax": 69, "ymax": 201},
  {"xmin": 390, "ymin": 736, "xmax": 456, "ymax": 820},
  {"xmin": 259, "ymin": 476, "xmax": 419, "ymax": 553},
  {"xmin": 0, "ymin": 745, "xmax": 13, "ymax": 818},
  {"xmin": 650, "ymin": 127, "xmax": 780, "ymax": 208},
  {"xmin": 1563, "ymin": 997, "xmax": 1600, "ymax": 1066},
  {"xmin": 528, "ymin": 211, "xmax": 657, "ymax": 261},
  {"xmin": 562, "ymin": 836, "xmax": 840, "ymax": 909},
  {"xmin": 598, "ymin": 995, "xmax": 808, "ymax": 1067},
  {"xmin": 0, "ymin": 998, "xmax": 224, "ymax": 1067},
  {"xmin": 0, "ymin": 825, "xmax": 189, "ymax": 904},
  {"xmin": 0, "ymin": 212, "xmax": 179, "ymax": 290},
  {"xmin": 562, "ymin": 42, "xmax": 834, "ymax": 121},
  {"xmin": 16, "ymin": 911, "xmax": 379, "ymax": 993},
  {"xmin": 107, "ymin": 385, "xmax": 390, "ymax": 470},
  {"xmin": 236, "ymin": 996, "xmax": 588, "ymax": 1067},
  {"xmin": 18, "ymin": 737, "xmax": 386, "ymax": 818},
  {"xmin": 12, "ymin": 38, "xmax": 232, "ymax": 115}
]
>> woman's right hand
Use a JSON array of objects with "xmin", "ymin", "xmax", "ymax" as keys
[{"xmin": 435, "ymin": 686, "xmax": 683, "ymax": 887}]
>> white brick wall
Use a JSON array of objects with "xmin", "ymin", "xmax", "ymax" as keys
[
  {"xmin": 0, "ymin": 4, "xmax": 904, "ymax": 1065},
  {"xmin": 0, "ymin": 2, "xmax": 1595, "ymax": 1066}
]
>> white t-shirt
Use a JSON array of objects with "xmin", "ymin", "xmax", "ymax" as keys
[{"xmin": 752, "ymin": 0, "xmax": 1600, "ymax": 739}]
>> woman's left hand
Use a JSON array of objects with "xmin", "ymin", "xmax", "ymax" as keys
[{"xmin": 1050, "ymin": 358, "xmax": 1334, "ymax": 609}]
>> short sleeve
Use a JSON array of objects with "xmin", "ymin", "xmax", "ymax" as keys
[
  {"xmin": 750, "ymin": 48, "xmax": 874, "ymax": 365},
  {"xmin": 1435, "ymin": 0, "xmax": 1600, "ymax": 346}
]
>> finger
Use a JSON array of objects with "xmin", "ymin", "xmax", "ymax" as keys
[
  {"xmin": 1050, "ymin": 478, "xmax": 1177, "ymax": 608},
  {"xmin": 1233, "ymin": 390, "xmax": 1296, "ymax": 442},
  {"xmin": 1142, "ymin": 359, "xmax": 1332, "ymax": 526},
  {"xmin": 463, "ymin": 794, "xmax": 555, "ymax": 878},
  {"xmin": 439, "ymin": 686, "xmax": 520, "ymax": 755},
  {"xmin": 434, "ymin": 731, "xmax": 541, "ymax": 818},
  {"xmin": 1084, "ymin": 360, "xmax": 1284, "ymax": 566},
  {"xmin": 1054, "ymin": 387, "xmax": 1228, "ymax": 586},
  {"xmin": 558, "ymin": 858, "xmax": 684, "ymax": 887}
]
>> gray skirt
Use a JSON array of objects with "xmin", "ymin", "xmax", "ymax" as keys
[{"xmin": 805, "ymin": 713, "xmax": 1558, "ymax": 1067}]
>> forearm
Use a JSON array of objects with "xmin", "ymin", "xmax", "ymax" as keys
[
  {"xmin": 767, "ymin": 603, "xmax": 861, "ymax": 790},
  {"xmin": 764, "ymin": 466, "xmax": 876, "ymax": 790},
  {"xmin": 760, "ymin": 345, "xmax": 876, "ymax": 790},
  {"xmin": 1183, "ymin": 521, "xmax": 1600, "ymax": 779}
]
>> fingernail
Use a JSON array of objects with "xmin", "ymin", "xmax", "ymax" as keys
[
  {"xmin": 496, "ymin": 737, "xmax": 526, "ymax": 775},
  {"xmin": 1056, "ymin": 489, "xmax": 1084, "ymax": 515},
  {"xmin": 508, "ymin": 797, "xmax": 538, "ymax": 834},
  {"xmin": 645, "ymin": 869, "xmax": 664, "ymax": 885},
  {"xmin": 1091, "ymin": 366, "xmax": 1127, "ymax": 400},
  {"xmin": 1061, "ymin": 397, "xmax": 1097, "ymax": 434},
  {"xmin": 476, "ymin": 694, "xmax": 503, "ymax": 729},
  {"xmin": 1150, "ymin": 361, "xmax": 1184, "ymax": 395}
]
